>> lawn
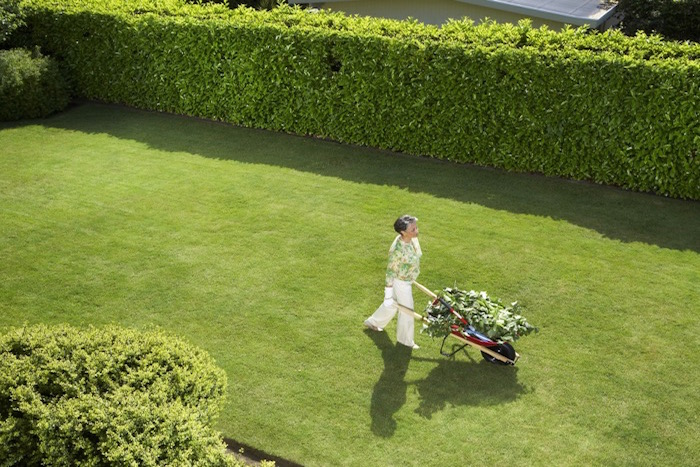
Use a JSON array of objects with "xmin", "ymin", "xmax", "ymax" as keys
[{"xmin": 1, "ymin": 102, "xmax": 699, "ymax": 466}]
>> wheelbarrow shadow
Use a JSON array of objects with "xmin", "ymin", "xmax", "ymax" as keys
[
  {"xmin": 410, "ymin": 352, "xmax": 527, "ymax": 419},
  {"xmin": 366, "ymin": 330, "xmax": 414, "ymax": 438},
  {"xmin": 366, "ymin": 331, "xmax": 528, "ymax": 436}
]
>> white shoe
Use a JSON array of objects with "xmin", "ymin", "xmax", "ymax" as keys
[{"xmin": 363, "ymin": 320, "xmax": 383, "ymax": 332}]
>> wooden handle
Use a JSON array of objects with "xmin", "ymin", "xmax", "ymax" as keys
[
  {"xmin": 412, "ymin": 281, "xmax": 438, "ymax": 299},
  {"xmin": 397, "ymin": 304, "xmax": 427, "ymax": 321}
]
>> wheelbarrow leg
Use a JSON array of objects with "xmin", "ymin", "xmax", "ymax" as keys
[{"xmin": 439, "ymin": 334, "xmax": 469, "ymax": 358}]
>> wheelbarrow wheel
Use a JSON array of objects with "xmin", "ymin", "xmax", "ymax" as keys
[{"xmin": 481, "ymin": 342, "xmax": 515, "ymax": 365}]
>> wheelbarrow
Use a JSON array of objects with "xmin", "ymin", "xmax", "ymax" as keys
[{"xmin": 397, "ymin": 281, "xmax": 520, "ymax": 365}]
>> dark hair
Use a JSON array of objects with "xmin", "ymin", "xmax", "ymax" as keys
[{"xmin": 393, "ymin": 214, "xmax": 417, "ymax": 234}]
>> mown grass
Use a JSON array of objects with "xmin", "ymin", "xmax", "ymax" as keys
[{"xmin": 1, "ymin": 102, "xmax": 698, "ymax": 466}]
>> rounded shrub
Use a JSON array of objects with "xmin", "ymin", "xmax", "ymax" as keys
[
  {"xmin": 0, "ymin": 324, "xmax": 239, "ymax": 466},
  {"xmin": 0, "ymin": 47, "xmax": 70, "ymax": 121}
]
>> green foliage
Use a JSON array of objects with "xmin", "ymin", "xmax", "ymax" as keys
[
  {"xmin": 17, "ymin": 0, "xmax": 700, "ymax": 198},
  {"xmin": 617, "ymin": 0, "xmax": 700, "ymax": 43},
  {"xmin": 423, "ymin": 287, "xmax": 538, "ymax": 343},
  {"xmin": 0, "ymin": 0, "xmax": 23, "ymax": 45},
  {"xmin": 189, "ymin": 0, "xmax": 280, "ymax": 10},
  {"xmin": 0, "ymin": 324, "xmax": 237, "ymax": 466},
  {"xmin": 0, "ymin": 47, "xmax": 69, "ymax": 120}
]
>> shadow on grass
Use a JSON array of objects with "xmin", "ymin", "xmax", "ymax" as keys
[
  {"xmin": 365, "ymin": 330, "xmax": 526, "ymax": 437},
  {"xmin": 410, "ymin": 355, "xmax": 525, "ymax": 420},
  {"xmin": 17, "ymin": 102, "xmax": 700, "ymax": 252},
  {"xmin": 366, "ymin": 330, "xmax": 413, "ymax": 438}
]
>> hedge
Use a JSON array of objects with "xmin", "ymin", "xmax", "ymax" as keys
[
  {"xmin": 16, "ymin": 0, "xmax": 700, "ymax": 199},
  {"xmin": 1, "ymin": 0, "xmax": 24, "ymax": 45},
  {"xmin": 0, "ymin": 324, "xmax": 239, "ymax": 466},
  {"xmin": 0, "ymin": 47, "xmax": 69, "ymax": 121}
]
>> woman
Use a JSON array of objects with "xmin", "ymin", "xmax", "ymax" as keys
[{"xmin": 364, "ymin": 214, "xmax": 422, "ymax": 349}]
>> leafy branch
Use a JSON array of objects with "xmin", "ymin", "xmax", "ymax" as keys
[{"xmin": 422, "ymin": 287, "xmax": 538, "ymax": 343}]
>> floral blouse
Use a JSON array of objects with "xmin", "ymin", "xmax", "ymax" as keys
[{"xmin": 385, "ymin": 236, "xmax": 422, "ymax": 287}]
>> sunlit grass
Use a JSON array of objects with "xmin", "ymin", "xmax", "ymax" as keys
[{"xmin": 1, "ymin": 102, "xmax": 699, "ymax": 466}]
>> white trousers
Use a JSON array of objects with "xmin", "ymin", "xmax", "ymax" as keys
[{"xmin": 365, "ymin": 279, "xmax": 415, "ymax": 347}]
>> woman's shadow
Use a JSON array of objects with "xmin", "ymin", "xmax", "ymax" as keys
[
  {"xmin": 367, "ymin": 330, "xmax": 413, "ymax": 438},
  {"xmin": 367, "ymin": 331, "xmax": 527, "ymax": 437}
]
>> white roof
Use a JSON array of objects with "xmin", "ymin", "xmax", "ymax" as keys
[{"xmin": 458, "ymin": 0, "xmax": 617, "ymax": 27}]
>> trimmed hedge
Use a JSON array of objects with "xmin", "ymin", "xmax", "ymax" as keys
[
  {"xmin": 17, "ymin": 0, "xmax": 700, "ymax": 198},
  {"xmin": 0, "ymin": 47, "xmax": 69, "ymax": 121},
  {"xmin": 0, "ymin": 324, "xmax": 238, "ymax": 466}
]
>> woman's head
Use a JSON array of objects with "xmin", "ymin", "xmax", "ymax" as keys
[{"xmin": 394, "ymin": 215, "xmax": 418, "ymax": 238}]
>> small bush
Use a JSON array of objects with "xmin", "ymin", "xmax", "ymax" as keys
[
  {"xmin": 0, "ymin": 47, "xmax": 69, "ymax": 121},
  {"xmin": 0, "ymin": 324, "xmax": 239, "ymax": 466}
]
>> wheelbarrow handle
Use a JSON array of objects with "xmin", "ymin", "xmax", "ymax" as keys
[
  {"xmin": 413, "ymin": 280, "xmax": 467, "ymax": 324},
  {"xmin": 412, "ymin": 281, "xmax": 438, "ymax": 299},
  {"xmin": 397, "ymin": 304, "xmax": 427, "ymax": 322}
]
